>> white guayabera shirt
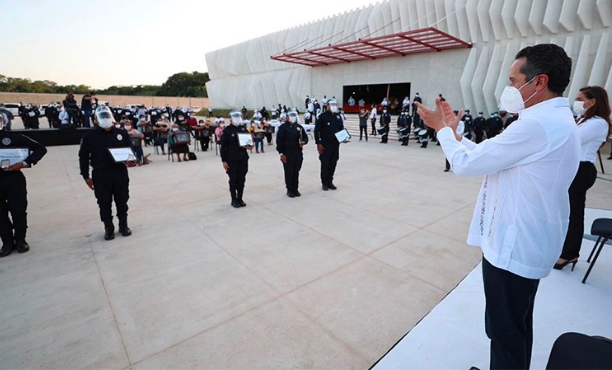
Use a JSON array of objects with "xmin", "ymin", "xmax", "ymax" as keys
[{"xmin": 437, "ymin": 97, "xmax": 580, "ymax": 279}]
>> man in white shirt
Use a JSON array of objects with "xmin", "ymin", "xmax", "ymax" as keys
[
  {"xmin": 417, "ymin": 44, "xmax": 579, "ymax": 369},
  {"xmin": 369, "ymin": 104, "xmax": 377, "ymax": 136}
]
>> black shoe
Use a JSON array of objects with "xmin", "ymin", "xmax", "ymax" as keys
[
  {"xmin": 294, "ymin": 189, "xmax": 301, "ymax": 197},
  {"xmin": 322, "ymin": 184, "xmax": 329, "ymax": 191},
  {"xmin": 231, "ymin": 199, "xmax": 241, "ymax": 208},
  {"xmin": 119, "ymin": 227, "xmax": 132, "ymax": 237},
  {"xmin": 287, "ymin": 190, "xmax": 296, "ymax": 198},
  {"xmin": 608, "ymin": 156, "xmax": 612, "ymax": 160},
  {"xmin": 104, "ymin": 229, "xmax": 115, "ymax": 240},
  {"xmin": 554, "ymin": 258, "xmax": 577, "ymax": 271},
  {"xmin": 0, "ymin": 244, "xmax": 14, "ymax": 258},
  {"xmin": 238, "ymin": 199, "xmax": 246, "ymax": 207},
  {"xmin": 328, "ymin": 183, "xmax": 337, "ymax": 190},
  {"xmin": 15, "ymin": 241, "xmax": 29, "ymax": 253}
]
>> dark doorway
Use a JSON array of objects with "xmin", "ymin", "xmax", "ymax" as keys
[{"xmin": 342, "ymin": 82, "xmax": 411, "ymax": 113}]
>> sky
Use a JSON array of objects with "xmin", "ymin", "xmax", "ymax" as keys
[{"xmin": 3, "ymin": 0, "xmax": 380, "ymax": 89}]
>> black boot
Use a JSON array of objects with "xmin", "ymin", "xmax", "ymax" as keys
[
  {"xmin": 237, "ymin": 190, "xmax": 246, "ymax": 207},
  {"xmin": 118, "ymin": 216, "xmax": 132, "ymax": 237},
  {"xmin": 15, "ymin": 239, "xmax": 29, "ymax": 253},
  {"xmin": 0, "ymin": 239, "xmax": 14, "ymax": 258},
  {"xmin": 104, "ymin": 220, "xmax": 115, "ymax": 240},
  {"xmin": 230, "ymin": 190, "xmax": 241, "ymax": 208}
]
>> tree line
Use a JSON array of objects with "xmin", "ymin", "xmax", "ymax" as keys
[{"xmin": 0, "ymin": 71, "xmax": 210, "ymax": 97}]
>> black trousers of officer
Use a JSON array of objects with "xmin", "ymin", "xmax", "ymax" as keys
[
  {"xmin": 319, "ymin": 142, "xmax": 339, "ymax": 185},
  {"xmin": 482, "ymin": 257, "xmax": 540, "ymax": 370},
  {"xmin": 475, "ymin": 130, "xmax": 484, "ymax": 143},
  {"xmin": 227, "ymin": 158, "xmax": 248, "ymax": 193},
  {"xmin": 0, "ymin": 172, "xmax": 28, "ymax": 245},
  {"xmin": 561, "ymin": 161, "xmax": 598, "ymax": 260},
  {"xmin": 283, "ymin": 151, "xmax": 303, "ymax": 192},
  {"xmin": 359, "ymin": 125, "xmax": 368, "ymax": 140},
  {"xmin": 92, "ymin": 167, "xmax": 129, "ymax": 223},
  {"xmin": 380, "ymin": 127, "xmax": 389, "ymax": 143}
]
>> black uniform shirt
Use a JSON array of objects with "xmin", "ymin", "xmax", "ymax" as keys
[
  {"xmin": 473, "ymin": 117, "xmax": 486, "ymax": 131},
  {"xmin": 79, "ymin": 126, "xmax": 133, "ymax": 179},
  {"xmin": 220, "ymin": 124, "xmax": 249, "ymax": 163},
  {"xmin": 0, "ymin": 130, "xmax": 47, "ymax": 170},
  {"xmin": 276, "ymin": 122, "xmax": 309, "ymax": 155},
  {"xmin": 314, "ymin": 111, "xmax": 344, "ymax": 144}
]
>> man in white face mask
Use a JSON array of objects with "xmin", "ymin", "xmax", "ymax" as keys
[
  {"xmin": 220, "ymin": 110, "xmax": 251, "ymax": 208},
  {"xmin": 416, "ymin": 44, "xmax": 580, "ymax": 369},
  {"xmin": 276, "ymin": 110, "xmax": 309, "ymax": 197},
  {"xmin": 79, "ymin": 105, "xmax": 137, "ymax": 241},
  {"xmin": 314, "ymin": 99, "xmax": 346, "ymax": 191}
]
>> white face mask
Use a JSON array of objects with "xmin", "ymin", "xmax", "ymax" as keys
[
  {"xmin": 329, "ymin": 104, "xmax": 338, "ymax": 113},
  {"xmin": 499, "ymin": 76, "xmax": 537, "ymax": 113},
  {"xmin": 125, "ymin": 125, "xmax": 132, "ymax": 130},
  {"xmin": 115, "ymin": 124, "xmax": 121, "ymax": 128},
  {"xmin": 172, "ymin": 128, "xmax": 179, "ymax": 132},
  {"xmin": 573, "ymin": 100, "xmax": 588, "ymax": 116}
]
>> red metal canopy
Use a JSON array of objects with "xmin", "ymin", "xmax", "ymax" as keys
[{"xmin": 270, "ymin": 27, "xmax": 472, "ymax": 67}]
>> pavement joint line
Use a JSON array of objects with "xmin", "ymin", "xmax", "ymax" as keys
[{"xmin": 88, "ymin": 237, "xmax": 132, "ymax": 367}]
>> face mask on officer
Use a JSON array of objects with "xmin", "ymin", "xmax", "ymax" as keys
[
  {"xmin": 288, "ymin": 111, "xmax": 298, "ymax": 124},
  {"xmin": 95, "ymin": 106, "xmax": 114, "ymax": 129},
  {"xmin": 230, "ymin": 111, "xmax": 242, "ymax": 126},
  {"xmin": 115, "ymin": 124, "xmax": 121, "ymax": 128},
  {"xmin": 328, "ymin": 100, "xmax": 338, "ymax": 113},
  {"xmin": 124, "ymin": 125, "xmax": 132, "ymax": 130}
]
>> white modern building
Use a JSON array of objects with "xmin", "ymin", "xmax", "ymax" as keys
[{"xmin": 205, "ymin": 0, "xmax": 612, "ymax": 114}]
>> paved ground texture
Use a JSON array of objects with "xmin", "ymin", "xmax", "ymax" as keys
[{"xmin": 1, "ymin": 123, "xmax": 611, "ymax": 369}]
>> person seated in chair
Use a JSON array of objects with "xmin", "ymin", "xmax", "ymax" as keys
[
  {"xmin": 124, "ymin": 122, "xmax": 144, "ymax": 166},
  {"xmin": 168, "ymin": 123, "xmax": 189, "ymax": 162}
]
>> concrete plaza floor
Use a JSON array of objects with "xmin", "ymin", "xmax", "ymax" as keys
[{"xmin": 1, "ymin": 122, "xmax": 611, "ymax": 369}]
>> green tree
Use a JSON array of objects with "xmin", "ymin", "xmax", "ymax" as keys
[{"xmin": 158, "ymin": 71, "xmax": 209, "ymax": 97}]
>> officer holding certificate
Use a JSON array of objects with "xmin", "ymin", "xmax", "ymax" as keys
[
  {"xmin": 314, "ymin": 99, "xmax": 345, "ymax": 191},
  {"xmin": 79, "ymin": 105, "xmax": 136, "ymax": 241},
  {"xmin": 0, "ymin": 115, "xmax": 47, "ymax": 258},
  {"xmin": 276, "ymin": 110, "xmax": 308, "ymax": 198},
  {"xmin": 220, "ymin": 110, "xmax": 251, "ymax": 208}
]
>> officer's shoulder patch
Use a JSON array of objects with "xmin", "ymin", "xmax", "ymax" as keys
[{"xmin": 2, "ymin": 137, "xmax": 11, "ymax": 145}]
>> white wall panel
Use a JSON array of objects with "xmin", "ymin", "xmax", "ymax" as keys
[
  {"xmin": 465, "ymin": 0, "xmax": 481, "ymax": 43},
  {"xmin": 543, "ymin": 0, "xmax": 564, "ymax": 33},
  {"xmin": 415, "ymin": 0, "xmax": 429, "ymax": 29},
  {"xmin": 483, "ymin": 45, "xmax": 505, "ymax": 109},
  {"xmin": 588, "ymin": 33, "xmax": 609, "ymax": 86},
  {"xmin": 501, "ymin": 0, "xmax": 519, "ymax": 39},
  {"xmin": 471, "ymin": 46, "xmax": 490, "ymax": 113},
  {"xmin": 528, "ymin": 0, "xmax": 547, "ymax": 35},
  {"xmin": 488, "ymin": 0, "xmax": 506, "ymax": 40},
  {"xmin": 435, "ymin": 0, "xmax": 448, "ymax": 32},
  {"xmin": 560, "ymin": 0, "xmax": 581, "ymax": 31},
  {"xmin": 515, "ymin": 0, "xmax": 533, "ymax": 37},
  {"xmin": 495, "ymin": 44, "xmax": 520, "ymax": 101},
  {"xmin": 454, "ymin": 0, "xmax": 471, "ymax": 41},
  {"xmin": 460, "ymin": 48, "xmax": 479, "ymax": 111},
  {"xmin": 567, "ymin": 35, "xmax": 591, "ymax": 100},
  {"xmin": 407, "ymin": 0, "xmax": 419, "ymax": 30},
  {"xmin": 476, "ymin": 0, "xmax": 493, "ymax": 42},
  {"xmin": 576, "ymin": 0, "xmax": 596, "ymax": 29},
  {"xmin": 596, "ymin": 0, "xmax": 612, "ymax": 27}
]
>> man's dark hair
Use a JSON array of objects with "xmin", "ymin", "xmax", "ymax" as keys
[{"xmin": 515, "ymin": 44, "xmax": 572, "ymax": 95}]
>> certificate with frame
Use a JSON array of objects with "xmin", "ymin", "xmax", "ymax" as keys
[
  {"xmin": 334, "ymin": 129, "xmax": 351, "ymax": 143},
  {"xmin": 107, "ymin": 147, "xmax": 136, "ymax": 163},
  {"xmin": 237, "ymin": 133, "xmax": 253, "ymax": 147},
  {"xmin": 173, "ymin": 131, "xmax": 191, "ymax": 145},
  {"xmin": 0, "ymin": 148, "xmax": 30, "ymax": 169}
]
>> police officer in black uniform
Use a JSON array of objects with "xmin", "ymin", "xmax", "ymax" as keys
[
  {"xmin": 380, "ymin": 108, "xmax": 391, "ymax": 143},
  {"xmin": 276, "ymin": 110, "xmax": 309, "ymax": 198},
  {"xmin": 473, "ymin": 112, "xmax": 486, "ymax": 143},
  {"xmin": 221, "ymin": 110, "xmax": 251, "ymax": 208},
  {"xmin": 314, "ymin": 99, "xmax": 345, "ymax": 191},
  {"xmin": 0, "ymin": 115, "xmax": 47, "ymax": 257},
  {"xmin": 461, "ymin": 109, "xmax": 473, "ymax": 140},
  {"xmin": 397, "ymin": 109, "xmax": 412, "ymax": 146},
  {"xmin": 486, "ymin": 112, "xmax": 503, "ymax": 139},
  {"xmin": 79, "ymin": 105, "xmax": 136, "ymax": 240}
]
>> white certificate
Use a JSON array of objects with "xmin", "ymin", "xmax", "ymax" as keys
[
  {"xmin": 334, "ymin": 129, "xmax": 351, "ymax": 143},
  {"xmin": 0, "ymin": 148, "xmax": 29, "ymax": 168},
  {"xmin": 237, "ymin": 133, "xmax": 253, "ymax": 147},
  {"xmin": 107, "ymin": 147, "xmax": 136, "ymax": 163}
]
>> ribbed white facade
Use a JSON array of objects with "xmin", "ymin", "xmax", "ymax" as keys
[{"xmin": 205, "ymin": 0, "xmax": 612, "ymax": 114}]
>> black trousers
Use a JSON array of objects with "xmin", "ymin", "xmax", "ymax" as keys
[
  {"xmin": 359, "ymin": 125, "xmax": 368, "ymax": 140},
  {"xmin": 265, "ymin": 132, "xmax": 273, "ymax": 144},
  {"xmin": 283, "ymin": 151, "xmax": 303, "ymax": 191},
  {"xmin": 226, "ymin": 158, "xmax": 248, "ymax": 192},
  {"xmin": 199, "ymin": 136, "xmax": 210, "ymax": 151},
  {"xmin": 546, "ymin": 332, "xmax": 612, "ymax": 369},
  {"xmin": 561, "ymin": 161, "xmax": 597, "ymax": 260},
  {"xmin": 319, "ymin": 142, "xmax": 339, "ymax": 185},
  {"xmin": 380, "ymin": 127, "xmax": 389, "ymax": 143},
  {"xmin": 483, "ymin": 257, "xmax": 540, "ymax": 370},
  {"xmin": 0, "ymin": 172, "xmax": 28, "ymax": 244},
  {"xmin": 371, "ymin": 119, "xmax": 377, "ymax": 135},
  {"xmin": 475, "ymin": 130, "xmax": 484, "ymax": 143},
  {"xmin": 92, "ymin": 167, "xmax": 130, "ymax": 223}
]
